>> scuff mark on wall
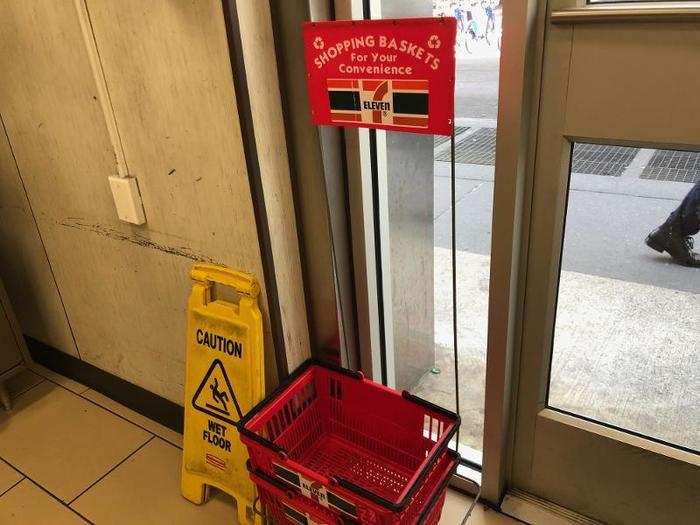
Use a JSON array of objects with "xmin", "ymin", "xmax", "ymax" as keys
[{"xmin": 58, "ymin": 217, "xmax": 222, "ymax": 264}]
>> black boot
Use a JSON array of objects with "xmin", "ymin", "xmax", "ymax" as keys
[{"xmin": 646, "ymin": 224, "xmax": 700, "ymax": 267}]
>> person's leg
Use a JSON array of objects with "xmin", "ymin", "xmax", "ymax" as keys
[
  {"xmin": 667, "ymin": 181, "xmax": 700, "ymax": 236},
  {"xmin": 646, "ymin": 182, "xmax": 700, "ymax": 267}
]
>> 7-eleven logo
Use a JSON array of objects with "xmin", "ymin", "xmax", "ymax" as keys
[
  {"xmin": 326, "ymin": 78, "xmax": 429, "ymax": 129},
  {"xmin": 360, "ymin": 80, "xmax": 391, "ymax": 124}
]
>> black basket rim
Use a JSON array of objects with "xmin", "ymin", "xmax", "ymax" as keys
[{"xmin": 238, "ymin": 357, "xmax": 459, "ymax": 431}]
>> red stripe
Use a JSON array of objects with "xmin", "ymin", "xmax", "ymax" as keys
[
  {"xmin": 327, "ymin": 78, "xmax": 357, "ymax": 89},
  {"xmin": 330, "ymin": 112, "xmax": 362, "ymax": 122},
  {"xmin": 393, "ymin": 116, "xmax": 429, "ymax": 127},
  {"xmin": 206, "ymin": 454, "xmax": 226, "ymax": 470},
  {"xmin": 393, "ymin": 80, "xmax": 429, "ymax": 90}
]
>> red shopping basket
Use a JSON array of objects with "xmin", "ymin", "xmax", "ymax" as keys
[
  {"xmin": 248, "ymin": 449, "xmax": 459, "ymax": 524},
  {"xmin": 238, "ymin": 359, "xmax": 460, "ymax": 524}
]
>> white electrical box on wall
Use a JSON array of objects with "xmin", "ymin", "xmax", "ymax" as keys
[{"xmin": 108, "ymin": 176, "xmax": 146, "ymax": 225}]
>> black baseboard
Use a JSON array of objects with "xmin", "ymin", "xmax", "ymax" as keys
[{"xmin": 25, "ymin": 336, "xmax": 184, "ymax": 434}]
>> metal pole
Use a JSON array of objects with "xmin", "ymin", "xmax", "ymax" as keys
[{"xmin": 451, "ymin": 123, "xmax": 461, "ymax": 447}]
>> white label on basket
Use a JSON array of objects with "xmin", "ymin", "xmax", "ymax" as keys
[
  {"xmin": 272, "ymin": 462, "xmax": 358, "ymax": 519},
  {"xmin": 300, "ymin": 474, "xmax": 329, "ymax": 507}
]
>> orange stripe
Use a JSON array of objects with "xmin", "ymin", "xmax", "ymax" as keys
[
  {"xmin": 373, "ymin": 81, "xmax": 389, "ymax": 101},
  {"xmin": 393, "ymin": 116, "xmax": 429, "ymax": 127},
  {"xmin": 392, "ymin": 80, "xmax": 429, "ymax": 90},
  {"xmin": 362, "ymin": 79, "xmax": 383, "ymax": 91},
  {"xmin": 331, "ymin": 112, "xmax": 362, "ymax": 122},
  {"xmin": 327, "ymin": 78, "xmax": 358, "ymax": 89}
]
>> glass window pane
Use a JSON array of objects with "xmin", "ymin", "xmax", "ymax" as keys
[
  {"xmin": 379, "ymin": 0, "xmax": 502, "ymax": 463},
  {"xmin": 548, "ymin": 142, "xmax": 700, "ymax": 452}
]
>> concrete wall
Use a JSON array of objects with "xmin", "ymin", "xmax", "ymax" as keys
[
  {"xmin": 0, "ymin": 0, "xmax": 309, "ymax": 402},
  {"xmin": 385, "ymin": 132, "xmax": 435, "ymax": 390}
]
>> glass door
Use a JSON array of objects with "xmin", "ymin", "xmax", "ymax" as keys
[
  {"xmin": 508, "ymin": 2, "xmax": 699, "ymax": 523},
  {"xmin": 363, "ymin": 0, "xmax": 504, "ymax": 475}
]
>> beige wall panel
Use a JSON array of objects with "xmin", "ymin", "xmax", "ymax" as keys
[
  {"xmin": 0, "ymin": 303, "xmax": 21, "ymax": 374},
  {"xmin": 0, "ymin": 0, "xmax": 117, "ymax": 357},
  {"xmin": 236, "ymin": 0, "xmax": 310, "ymax": 370},
  {"xmin": 0, "ymin": 0, "xmax": 281, "ymax": 399},
  {"xmin": 0, "ymin": 208, "xmax": 78, "ymax": 357},
  {"xmin": 40, "ymin": 222, "xmax": 196, "ymax": 401},
  {"xmin": 0, "ymin": 122, "xmax": 77, "ymax": 357},
  {"xmin": 80, "ymin": 0, "xmax": 257, "ymax": 238},
  {"xmin": 0, "ymin": 271, "xmax": 32, "ymax": 365},
  {"xmin": 0, "ymin": 1, "xmax": 119, "ymax": 222},
  {"xmin": 80, "ymin": 0, "xmax": 279, "ymax": 392},
  {"xmin": 565, "ymin": 23, "xmax": 700, "ymax": 147}
]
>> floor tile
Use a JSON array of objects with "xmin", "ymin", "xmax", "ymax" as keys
[
  {"xmin": 29, "ymin": 363, "xmax": 89, "ymax": 394},
  {"xmin": 3, "ymin": 369, "xmax": 43, "ymax": 399},
  {"xmin": 0, "ymin": 381, "xmax": 151, "ymax": 502},
  {"xmin": 440, "ymin": 490, "xmax": 522, "ymax": 524},
  {"xmin": 72, "ymin": 438, "xmax": 237, "ymax": 524},
  {"xmin": 0, "ymin": 479, "xmax": 88, "ymax": 524},
  {"xmin": 0, "ymin": 458, "xmax": 22, "ymax": 496},
  {"xmin": 83, "ymin": 389, "xmax": 183, "ymax": 448}
]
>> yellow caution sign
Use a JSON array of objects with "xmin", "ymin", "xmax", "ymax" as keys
[{"xmin": 181, "ymin": 264, "xmax": 264, "ymax": 525}]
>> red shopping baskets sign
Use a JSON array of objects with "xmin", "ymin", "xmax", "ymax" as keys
[
  {"xmin": 238, "ymin": 359, "xmax": 461, "ymax": 524},
  {"xmin": 303, "ymin": 18, "xmax": 457, "ymax": 136}
]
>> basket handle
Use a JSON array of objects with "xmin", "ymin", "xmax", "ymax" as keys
[
  {"xmin": 402, "ymin": 390, "xmax": 460, "ymax": 420},
  {"xmin": 238, "ymin": 359, "xmax": 362, "ymax": 432},
  {"xmin": 190, "ymin": 263, "xmax": 260, "ymax": 298}
]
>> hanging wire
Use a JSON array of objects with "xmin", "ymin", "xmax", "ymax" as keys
[{"xmin": 453, "ymin": 122, "xmax": 481, "ymax": 522}]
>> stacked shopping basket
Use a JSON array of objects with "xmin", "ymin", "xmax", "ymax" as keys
[{"xmin": 238, "ymin": 359, "xmax": 460, "ymax": 524}]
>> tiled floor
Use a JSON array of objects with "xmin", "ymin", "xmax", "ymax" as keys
[{"xmin": 0, "ymin": 366, "xmax": 521, "ymax": 524}]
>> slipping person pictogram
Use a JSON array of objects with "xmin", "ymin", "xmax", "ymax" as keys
[
  {"xmin": 191, "ymin": 359, "xmax": 242, "ymax": 425},
  {"xmin": 208, "ymin": 377, "xmax": 229, "ymax": 415}
]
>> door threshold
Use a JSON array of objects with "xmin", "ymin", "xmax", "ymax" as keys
[{"xmin": 501, "ymin": 489, "xmax": 602, "ymax": 525}]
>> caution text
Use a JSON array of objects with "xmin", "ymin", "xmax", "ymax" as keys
[{"xmin": 196, "ymin": 329, "xmax": 242, "ymax": 358}]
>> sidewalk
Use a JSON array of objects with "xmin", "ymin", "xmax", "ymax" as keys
[
  {"xmin": 413, "ymin": 248, "xmax": 699, "ymax": 452},
  {"xmin": 432, "ymin": 145, "xmax": 699, "ymax": 294}
]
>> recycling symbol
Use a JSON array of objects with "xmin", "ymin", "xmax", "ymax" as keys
[
  {"xmin": 427, "ymin": 35, "xmax": 441, "ymax": 49},
  {"xmin": 313, "ymin": 36, "xmax": 325, "ymax": 50}
]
